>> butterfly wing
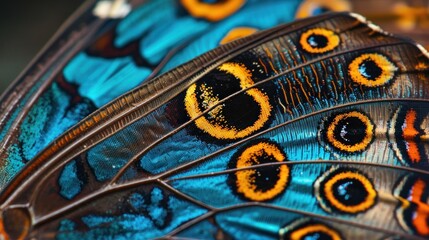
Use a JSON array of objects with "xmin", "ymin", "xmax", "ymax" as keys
[
  {"xmin": 1, "ymin": 12, "xmax": 428, "ymax": 239},
  {"xmin": 0, "ymin": 0, "xmax": 334, "ymax": 192}
]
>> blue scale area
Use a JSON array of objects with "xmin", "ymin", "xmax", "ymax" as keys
[
  {"xmin": 63, "ymin": 54, "xmax": 151, "ymax": 107},
  {"xmin": 169, "ymin": 163, "xmax": 326, "ymax": 210},
  {"xmin": 4, "ymin": 82, "xmax": 94, "ymax": 189},
  {"xmin": 59, "ymin": 160, "xmax": 83, "ymax": 200},
  {"xmin": 176, "ymin": 220, "xmax": 219, "ymax": 239},
  {"xmin": 161, "ymin": 0, "xmax": 301, "ymax": 73},
  {"xmin": 142, "ymin": 110, "xmax": 329, "ymax": 177},
  {"xmin": 63, "ymin": 0, "xmax": 301, "ymax": 107},
  {"xmin": 56, "ymin": 187, "xmax": 208, "ymax": 239},
  {"xmin": 214, "ymin": 207, "xmax": 307, "ymax": 239}
]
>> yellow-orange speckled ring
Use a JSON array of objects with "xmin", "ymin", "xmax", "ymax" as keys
[
  {"xmin": 228, "ymin": 140, "xmax": 290, "ymax": 201},
  {"xmin": 180, "ymin": 0, "xmax": 245, "ymax": 21},
  {"xmin": 315, "ymin": 167, "xmax": 377, "ymax": 214},
  {"xmin": 320, "ymin": 111, "xmax": 374, "ymax": 154},
  {"xmin": 299, "ymin": 28, "xmax": 340, "ymax": 54},
  {"xmin": 280, "ymin": 219, "xmax": 343, "ymax": 240},
  {"xmin": 184, "ymin": 62, "xmax": 272, "ymax": 140},
  {"xmin": 295, "ymin": 0, "xmax": 351, "ymax": 19},
  {"xmin": 348, "ymin": 53, "xmax": 397, "ymax": 87}
]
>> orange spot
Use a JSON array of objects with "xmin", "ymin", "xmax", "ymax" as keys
[
  {"xmin": 0, "ymin": 219, "xmax": 9, "ymax": 240},
  {"xmin": 415, "ymin": 62, "xmax": 428, "ymax": 70},
  {"xmin": 295, "ymin": 0, "xmax": 351, "ymax": 19},
  {"xmin": 220, "ymin": 27, "xmax": 257, "ymax": 45},
  {"xmin": 410, "ymin": 179, "xmax": 429, "ymax": 235},
  {"xmin": 180, "ymin": 0, "xmax": 245, "ymax": 21},
  {"xmin": 290, "ymin": 224, "xmax": 342, "ymax": 240},
  {"xmin": 403, "ymin": 109, "xmax": 421, "ymax": 163}
]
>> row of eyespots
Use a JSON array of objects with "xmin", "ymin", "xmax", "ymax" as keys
[
  {"xmin": 184, "ymin": 60, "xmax": 395, "ymax": 144},
  {"xmin": 228, "ymin": 139, "xmax": 378, "ymax": 215},
  {"xmin": 394, "ymin": 175, "xmax": 429, "ymax": 237},
  {"xmin": 320, "ymin": 107, "xmax": 429, "ymax": 165},
  {"xmin": 184, "ymin": 62, "xmax": 272, "ymax": 140},
  {"xmin": 299, "ymin": 27, "xmax": 398, "ymax": 88},
  {"xmin": 388, "ymin": 106, "xmax": 429, "ymax": 170},
  {"xmin": 184, "ymin": 26, "xmax": 398, "ymax": 142},
  {"xmin": 279, "ymin": 219, "xmax": 343, "ymax": 240},
  {"xmin": 319, "ymin": 111, "xmax": 375, "ymax": 155}
]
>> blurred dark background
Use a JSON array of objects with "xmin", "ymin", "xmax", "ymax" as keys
[{"xmin": 0, "ymin": 0, "xmax": 84, "ymax": 94}]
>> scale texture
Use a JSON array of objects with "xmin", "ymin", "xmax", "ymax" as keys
[{"xmin": 0, "ymin": 1, "xmax": 428, "ymax": 240}]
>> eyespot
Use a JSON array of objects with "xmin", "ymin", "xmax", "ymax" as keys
[
  {"xmin": 299, "ymin": 28, "xmax": 340, "ymax": 54},
  {"xmin": 319, "ymin": 111, "xmax": 374, "ymax": 154},
  {"xmin": 393, "ymin": 175, "xmax": 429, "ymax": 237},
  {"xmin": 228, "ymin": 140, "xmax": 290, "ymax": 202},
  {"xmin": 295, "ymin": 0, "xmax": 351, "ymax": 18},
  {"xmin": 279, "ymin": 219, "xmax": 343, "ymax": 240},
  {"xmin": 348, "ymin": 53, "xmax": 398, "ymax": 87},
  {"xmin": 184, "ymin": 62, "xmax": 272, "ymax": 141},
  {"xmin": 388, "ymin": 106, "xmax": 428, "ymax": 169},
  {"xmin": 220, "ymin": 27, "xmax": 258, "ymax": 45},
  {"xmin": 314, "ymin": 167, "xmax": 377, "ymax": 214},
  {"xmin": 180, "ymin": 0, "xmax": 245, "ymax": 21}
]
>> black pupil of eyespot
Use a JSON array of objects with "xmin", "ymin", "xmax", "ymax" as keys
[
  {"xmin": 251, "ymin": 152, "xmax": 280, "ymax": 192},
  {"xmin": 332, "ymin": 178, "xmax": 367, "ymax": 206},
  {"xmin": 195, "ymin": 70, "xmax": 260, "ymax": 131},
  {"xmin": 358, "ymin": 59, "xmax": 382, "ymax": 80},
  {"xmin": 333, "ymin": 116, "xmax": 366, "ymax": 146},
  {"xmin": 307, "ymin": 34, "xmax": 328, "ymax": 48},
  {"xmin": 304, "ymin": 231, "xmax": 333, "ymax": 240}
]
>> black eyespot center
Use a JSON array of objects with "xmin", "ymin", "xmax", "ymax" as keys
[
  {"xmin": 315, "ymin": 167, "xmax": 377, "ymax": 214},
  {"xmin": 299, "ymin": 28, "xmax": 340, "ymax": 54},
  {"xmin": 227, "ymin": 139, "xmax": 290, "ymax": 202},
  {"xmin": 250, "ymin": 152, "xmax": 281, "ymax": 192},
  {"xmin": 333, "ymin": 116, "xmax": 367, "ymax": 146},
  {"xmin": 358, "ymin": 58, "xmax": 382, "ymax": 80},
  {"xmin": 320, "ymin": 111, "xmax": 374, "ymax": 154},
  {"xmin": 307, "ymin": 34, "xmax": 329, "ymax": 48},
  {"xmin": 184, "ymin": 62, "xmax": 272, "ymax": 141},
  {"xmin": 348, "ymin": 53, "xmax": 397, "ymax": 87},
  {"xmin": 332, "ymin": 178, "xmax": 368, "ymax": 206}
]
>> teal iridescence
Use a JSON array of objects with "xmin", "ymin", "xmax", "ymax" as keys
[
  {"xmin": 59, "ymin": 160, "xmax": 83, "ymax": 200},
  {"xmin": 2, "ymin": 0, "xmax": 304, "ymax": 192},
  {"xmin": 63, "ymin": 54, "xmax": 151, "ymax": 107},
  {"xmin": 57, "ymin": 187, "xmax": 208, "ymax": 239},
  {"xmin": 2, "ymin": 4, "xmax": 429, "ymax": 239},
  {"xmin": 3, "ymin": 82, "xmax": 95, "ymax": 189},
  {"xmin": 46, "ymin": 11, "xmax": 429, "ymax": 238},
  {"xmin": 64, "ymin": 0, "xmax": 301, "ymax": 107}
]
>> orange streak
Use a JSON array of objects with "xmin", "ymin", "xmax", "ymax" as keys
[
  {"xmin": 258, "ymin": 58, "xmax": 268, "ymax": 73},
  {"xmin": 0, "ymin": 219, "xmax": 9, "ymax": 240},
  {"xmin": 403, "ymin": 110, "xmax": 421, "ymax": 163},
  {"xmin": 410, "ymin": 179, "xmax": 429, "ymax": 235}
]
